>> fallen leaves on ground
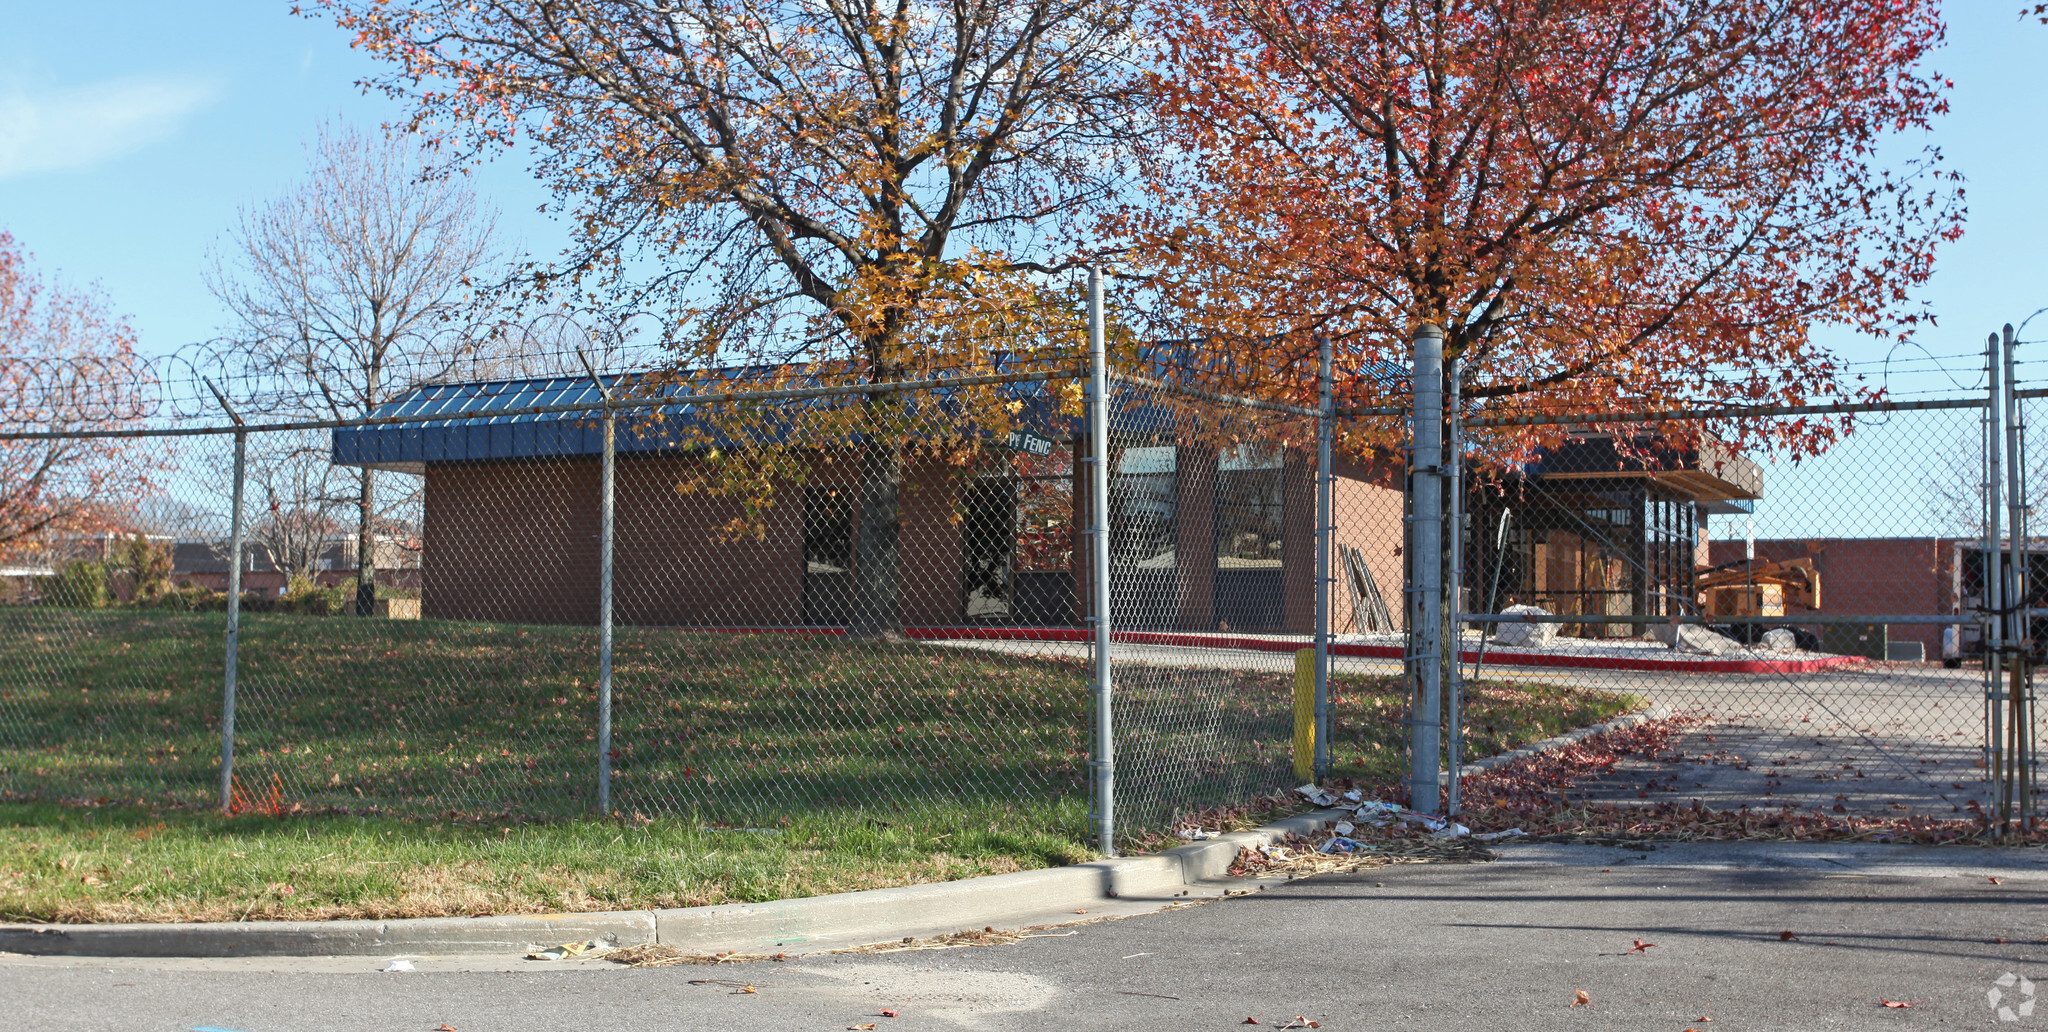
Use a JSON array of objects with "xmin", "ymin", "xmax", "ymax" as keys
[
  {"xmin": 1627, "ymin": 938, "xmax": 1657, "ymax": 954},
  {"xmin": 1880, "ymin": 999, "xmax": 1925, "ymax": 1008},
  {"xmin": 839, "ymin": 928, "xmax": 1077, "ymax": 954},
  {"xmin": 1324, "ymin": 715, "xmax": 2043, "ymax": 845},
  {"xmin": 609, "ymin": 944, "xmax": 787, "ymax": 967},
  {"xmin": 1571, "ymin": 989, "xmax": 1591, "ymax": 1008},
  {"xmin": 1778, "ymin": 930, "xmax": 1798, "ymax": 941},
  {"xmin": 879, "ymin": 1009, "xmax": 898, "ymax": 1018},
  {"xmin": 1226, "ymin": 831, "xmax": 1494, "ymax": 879}
]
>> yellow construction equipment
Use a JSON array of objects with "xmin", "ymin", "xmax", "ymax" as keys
[{"xmin": 1696, "ymin": 557, "xmax": 1820, "ymax": 618}]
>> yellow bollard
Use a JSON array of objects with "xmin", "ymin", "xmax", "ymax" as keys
[{"xmin": 1293, "ymin": 648, "xmax": 1316, "ymax": 781}]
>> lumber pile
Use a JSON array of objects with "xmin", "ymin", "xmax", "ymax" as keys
[{"xmin": 1696, "ymin": 557, "xmax": 1820, "ymax": 618}]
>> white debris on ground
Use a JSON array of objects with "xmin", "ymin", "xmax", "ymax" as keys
[
  {"xmin": 1489, "ymin": 605, "xmax": 1559, "ymax": 648},
  {"xmin": 1292, "ymin": 785, "xmax": 1469, "ymax": 839},
  {"xmin": 1649, "ymin": 622, "xmax": 1741, "ymax": 655},
  {"xmin": 1336, "ymin": 630, "xmax": 1841, "ymax": 665}
]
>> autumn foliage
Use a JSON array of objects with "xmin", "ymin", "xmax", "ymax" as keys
[
  {"xmin": 0, "ymin": 233, "xmax": 156, "ymax": 563},
  {"xmin": 1129, "ymin": 0, "xmax": 1962, "ymax": 446}
]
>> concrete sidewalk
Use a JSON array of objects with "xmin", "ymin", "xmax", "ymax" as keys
[{"xmin": 8, "ymin": 841, "xmax": 2044, "ymax": 1031}]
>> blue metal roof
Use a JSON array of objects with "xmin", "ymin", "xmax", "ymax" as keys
[
  {"xmin": 332, "ymin": 347, "xmax": 1398, "ymax": 470},
  {"xmin": 331, "ymin": 372, "xmax": 1084, "ymax": 470}
]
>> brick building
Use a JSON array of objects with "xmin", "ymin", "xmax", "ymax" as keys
[{"xmin": 331, "ymin": 376, "xmax": 1411, "ymax": 634}]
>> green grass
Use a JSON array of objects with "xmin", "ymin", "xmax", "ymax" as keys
[
  {"xmin": 0, "ymin": 609, "xmax": 1097, "ymax": 821},
  {"xmin": 0, "ymin": 608, "xmax": 1636, "ymax": 922},
  {"xmin": 0, "ymin": 801, "xmax": 1092, "ymax": 923}
]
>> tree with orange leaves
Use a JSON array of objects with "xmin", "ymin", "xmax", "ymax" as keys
[
  {"xmin": 316, "ymin": 0, "xmax": 1141, "ymax": 633},
  {"xmin": 1130, "ymin": 0, "xmax": 1962, "ymax": 444},
  {"xmin": 0, "ymin": 233, "xmax": 155, "ymax": 565}
]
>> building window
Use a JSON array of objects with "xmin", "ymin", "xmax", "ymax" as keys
[
  {"xmin": 1111, "ymin": 445, "xmax": 1176, "ymax": 569},
  {"xmin": 1216, "ymin": 443, "xmax": 1284, "ymax": 570},
  {"xmin": 802, "ymin": 486, "xmax": 853, "ymax": 625},
  {"xmin": 963, "ymin": 450, "xmax": 1076, "ymax": 623}
]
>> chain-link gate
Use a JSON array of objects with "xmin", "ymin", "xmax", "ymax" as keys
[{"xmin": 1401, "ymin": 325, "xmax": 2043, "ymax": 836}]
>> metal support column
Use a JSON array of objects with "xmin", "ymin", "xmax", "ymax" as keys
[
  {"xmin": 208, "ymin": 378, "xmax": 247, "ymax": 813},
  {"xmin": 1408, "ymin": 324, "xmax": 1445, "ymax": 813},
  {"xmin": 1313, "ymin": 334, "xmax": 1334, "ymax": 779},
  {"xmin": 1085, "ymin": 267, "xmax": 1116, "ymax": 854}
]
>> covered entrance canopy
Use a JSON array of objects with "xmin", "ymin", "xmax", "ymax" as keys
[{"xmin": 1470, "ymin": 433, "xmax": 1764, "ymax": 636}]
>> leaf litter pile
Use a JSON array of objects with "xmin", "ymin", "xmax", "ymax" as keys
[
  {"xmin": 1445, "ymin": 715, "xmax": 2043, "ymax": 844},
  {"xmin": 605, "ymin": 926, "xmax": 1081, "ymax": 968},
  {"xmin": 1165, "ymin": 714, "xmax": 2041, "ymax": 851}
]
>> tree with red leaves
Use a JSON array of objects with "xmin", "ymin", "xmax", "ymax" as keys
[
  {"xmin": 0, "ymin": 233, "xmax": 155, "ymax": 565},
  {"xmin": 1131, "ymin": 0, "xmax": 1962, "ymax": 442}
]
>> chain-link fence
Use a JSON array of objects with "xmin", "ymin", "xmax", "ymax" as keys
[
  {"xmin": 1398, "ymin": 334, "xmax": 2042, "ymax": 835},
  {"xmin": 4, "ymin": 307, "xmax": 2042, "ymax": 849}
]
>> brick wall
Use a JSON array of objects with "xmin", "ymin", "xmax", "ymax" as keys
[
  {"xmin": 420, "ymin": 450, "xmax": 974, "ymax": 627},
  {"xmin": 1331, "ymin": 455, "xmax": 1406, "ymax": 633},
  {"xmin": 1704, "ymin": 536, "xmax": 1959, "ymax": 652}
]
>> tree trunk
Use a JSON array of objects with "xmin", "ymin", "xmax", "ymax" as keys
[
  {"xmin": 849, "ymin": 436, "xmax": 904, "ymax": 637},
  {"xmin": 355, "ymin": 469, "xmax": 378, "ymax": 616}
]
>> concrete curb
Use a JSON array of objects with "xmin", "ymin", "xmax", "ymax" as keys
[
  {"xmin": 0, "ymin": 811, "xmax": 1335, "ymax": 959},
  {"xmin": 1442, "ymin": 703, "xmax": 1673, "ymax": 784}
]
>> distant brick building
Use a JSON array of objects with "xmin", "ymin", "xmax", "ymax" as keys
[{"xmin": 1707, "ymin": 536, "xmax": 1970, "ymax": 656}]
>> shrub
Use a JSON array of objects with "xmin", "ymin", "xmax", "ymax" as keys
[
  {"xmin": 141, "ymin": 585, "xmax": 228, "ymax": 611},
  {"xmin": 279, "ymin": 577, "xmax": 344, "ymax": 616},
  {"xmin": 36, "ymin": 561, "xmax": 110, "ymax": 608}
]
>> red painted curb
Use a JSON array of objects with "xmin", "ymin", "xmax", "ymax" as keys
[
  {"xmin": 693, "ymin": 625, "xmax": 1865, "ymax": 675},
  {"xmin": 895, "ymin": 626, "xmax": 1865, "ymax": 675}
]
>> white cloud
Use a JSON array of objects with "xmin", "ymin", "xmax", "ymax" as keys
[{"xmin": 0, "ymin": 75, "xmax": 220, "ymax": 180}]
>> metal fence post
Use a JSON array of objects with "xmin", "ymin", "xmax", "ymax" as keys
[
  {"xmin": 1313, "ymin": 334, "xmax": 1333, "ymax": 779},
  {"xmin": 1086, "ymin": 266, "xmax": 1116, "ymax": 855},
  {"xmin": 206, "ymin": 379, "xmax": 246, "ymax": 812},
  {"xmin": 2000, "ymin": 322, "xmax": 2030, "ymax": 831},
  {"xmin": 582, "ymin": 352, "xmax": 617, "ymax": 815},
  {"xmin": 1986, "ymin": 331, "xmax": 2008, "ymax": 829},
  {"xmin": 1408, "ymin": 324, "xmax": 1445, "ymax": 813},
  {"xmin": 1445, "ymin": 362, "xmax": 1464, "ymax": 818}
]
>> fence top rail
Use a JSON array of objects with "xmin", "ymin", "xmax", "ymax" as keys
[
  {"xmin": 1338, "ymin": 394, "xmax": 1999, "ymax": 426},
  {"xmin": 0, "ymin": 367, "xmax": 1085, "ymax": 442},
  {"xmin": 1460, "ymin": 612, "xmax": 1970, "ymax": 626},
  {"xmin": 1458, "ymin": 395, "xmax": 1985, "ymax": 427},
  {"xmin": 1110, "ymin": 371, "xmax": 1321, "ymax": 418}
]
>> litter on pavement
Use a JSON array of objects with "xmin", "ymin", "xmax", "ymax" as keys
[
  {"xmin": 1473, "ymin": 828, "xmax": 1528, "ymax": 841},
  {"xmin": 526, "ymin": 939, "xmax": 608, "ymax": 961},
  {"xmin": 381, "ymin": 959, "xmax": 415, "ymax": 972},
  {"xmin": 1317, "ymin": 836, "xmax": 1370, "ymax": 854},
  {"xmin": 1295, "ymin": 783, "xmax": 1338, "ymax": 807}
]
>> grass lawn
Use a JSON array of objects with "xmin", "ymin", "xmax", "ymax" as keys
[
  {"xmin": 0, "ymin": 801, "xmax": 1093, "ymax": 923},
  {"xmin": 0, "ymin": 608, "xmax": 1636, "ymax": 922}
]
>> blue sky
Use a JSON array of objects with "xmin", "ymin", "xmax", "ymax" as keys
[{"xmin": 0, "ymin": 2, "xmax": 2042, "ymax": 405}]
